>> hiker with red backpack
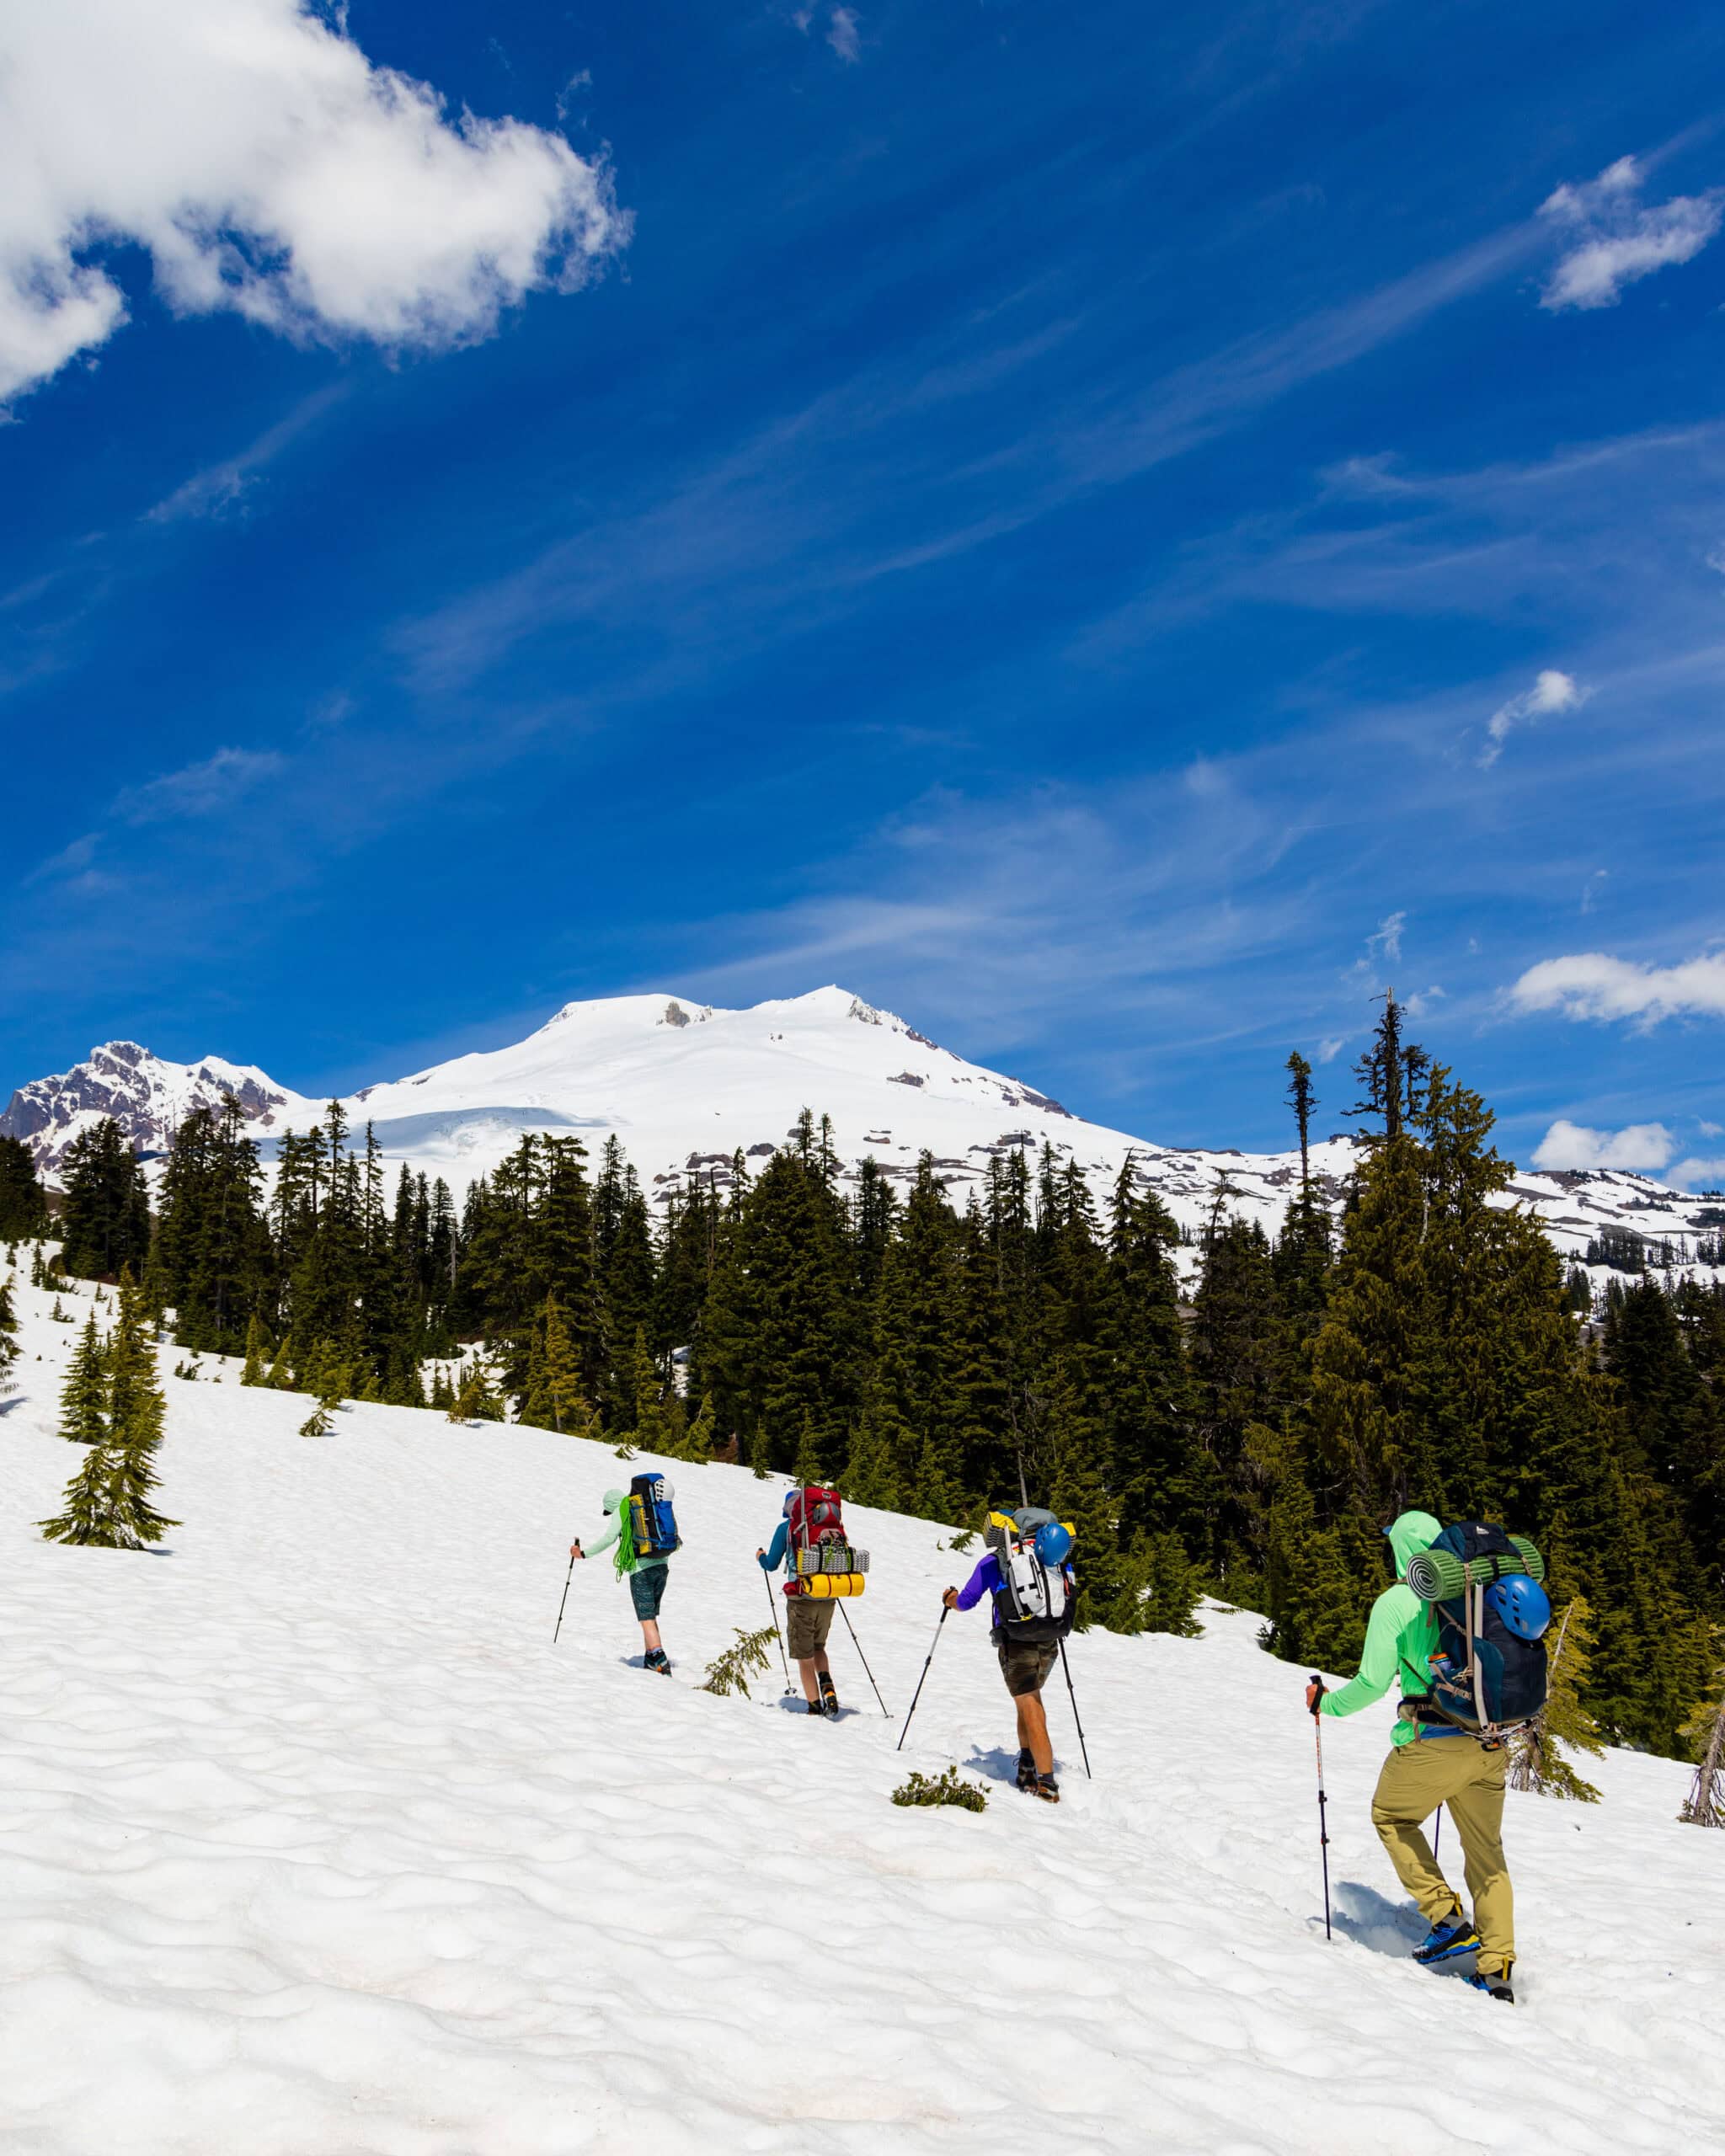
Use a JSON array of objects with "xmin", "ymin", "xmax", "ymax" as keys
[
  {"xmin": 1304, "ymin": 1508, "xmax": 1551, "ymax": 2004},
  {"xmin": 570, "ymin": 1474, "xmax": 682, "ymax": 1677},
  {"xmin": 943, "ymin": 1506, "xmax": 1076, "ymax": 1803},
  {"xmin": 758, "ymin": 1485, "xmax": 868, "ymax": 1717}
]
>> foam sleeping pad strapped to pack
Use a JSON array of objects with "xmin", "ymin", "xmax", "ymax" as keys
[
  {"xmin": 793, "ymin": 1544, "xmax": 869, "ymax": 1577},
  {"xmin": 1406, "ymin": 1535, "xmax": 1543, "ymax": 1603},
  {"xmin": 783, "ymin": 1572, "xmax": 865, "ymax": 1598}
]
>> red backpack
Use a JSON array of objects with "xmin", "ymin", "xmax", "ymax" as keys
[{"xmin": 783, "ymin": 1485, "xmax": 869, "ymax": 1598}]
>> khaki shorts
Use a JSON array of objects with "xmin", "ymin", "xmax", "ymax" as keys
[
  {"xmin": 996, "ymin": 1634, "xmax": 1059, "ymax": 1698},
  {"xmin": 787, "ymin": 1597, "xmax": 836, "ymax": 1662}
]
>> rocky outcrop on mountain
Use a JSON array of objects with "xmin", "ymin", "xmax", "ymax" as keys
[{"xmin": 0, "ymin": 1042, "xmax": 311, "ymax": 1173}]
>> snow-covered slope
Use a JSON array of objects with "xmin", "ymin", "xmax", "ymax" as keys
[
  {"xmin": 0, "ymin": 1276, "xmax": 1719, "ymax": 2153},
  {"xmin": 0, "ymin": 1040, "xmax": 316, "ymax": 1172},
  {"xmin": 8, "ymin": 988, "xmax": 1722, "ymax": 1288}
]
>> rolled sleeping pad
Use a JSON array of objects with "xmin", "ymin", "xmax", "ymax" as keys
[
  {"xmin": 1406, "ymin": 1537, "xmax": 1545, "ymax": 1603},
  {"xmin": 782, "ymin": 1572, "xmax": 866, "ymax": 1599}
]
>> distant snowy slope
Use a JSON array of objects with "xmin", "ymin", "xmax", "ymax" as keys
[
  {"xmin": 7, "ymin": 986, "xmax": 1722, "ymax": 1286},
  {"xmin": 0, "ymin": 1278, "xmax": 1719, "ymax": 2153}
]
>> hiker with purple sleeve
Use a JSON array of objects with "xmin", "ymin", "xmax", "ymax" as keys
[{"xmin": 943, "ymin": 1505, "xmax": 1076, "ymax": 1804}]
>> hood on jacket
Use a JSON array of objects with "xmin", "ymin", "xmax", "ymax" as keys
[
  {"xmin": 602, "ymin": 1487, "xmax": 626, "ymax": 1513},
  {"xmin": 1386, "ymin": 1509, "xmax": 1442, "ymax": 1580}
]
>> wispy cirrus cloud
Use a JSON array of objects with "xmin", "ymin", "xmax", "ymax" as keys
[
  {"xmin": 115, "ymin": 746, "xmax": 286, "ymax": 825},
  {"xmin": 1539, "ymin": 157, "xmax": 1723, "ymax": 312},
  {"xmin": 146, "ymin": 385, "xmax": 349, "ymax": 524}
]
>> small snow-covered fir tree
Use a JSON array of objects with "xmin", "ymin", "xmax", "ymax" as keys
[
  {"xmin": 447, "ymin": 1359, "xmax": 504, "ymax": 1424},
  {"xmin": 299, "ymin": 1395, "xmax": 339, "ymax": 1437},
  {"xmin": 103, "ymin": 1271, "xmax": 177, "ymax": 1546},
  {"xmin": 239, "ymin": 1314, "xmax": 271, "ymax": 1386},
  {"xmin": 58, "ymin": 1315, "xmax": 109, "ymax": 1446},
  {"xmin": 1678, "ymin": 1641, "xmax": 1725, "ymax": 1828},
  {"xmin": 1507, "ymin": 1596, "xmax": 1605, "ymax": 1802}
]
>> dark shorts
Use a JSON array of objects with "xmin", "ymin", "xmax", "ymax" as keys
[
  {"xmin": 787, "ymin": 1596, "xmax": 836, "ymax": 1662},
  {"xmin": 628, "ymin": 1562, "xmax": 670, "ymax": 1621},
  {"xmin": 995, "ymin": 1633, "xmax": 1059, "ymax": 1699}
]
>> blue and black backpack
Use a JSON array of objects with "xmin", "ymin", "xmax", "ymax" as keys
[
  {"xmin": 1417, "ymin": 1521, "xmax": 1548, "ymax": 1740},
  {"xmin": 628, "ymin": 1473, "xmax": 681, "ymax": 1558}
]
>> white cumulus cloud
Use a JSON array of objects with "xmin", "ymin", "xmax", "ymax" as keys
[
  {"xmin": 1532, "ymin": 1119, "xmax": 1675, "ymax": 1172},
  {"xmin": 1669, "ymin": 1157, "xmax": 1725, "ymax": 1192},
  {"xmin": 1509, "ymin": 950, "xmax": 1725, "ymax": 1026},
  {"xmin": 0, "ymin": 0, "xmax": 626, "ymax": 405},
  {"xmin": 1479, "ymin": 668, "xmax": 1583, "ymax": 768},
  {"xmin": 1539, "ymin": 156, "xmax": 1723, "ymax": 312}
]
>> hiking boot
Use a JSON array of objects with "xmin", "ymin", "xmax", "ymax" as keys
[
  {"xmin": 1015, "ymin": 1748, "xmax": 1037, "ymax": 1791},
  {"xmin": 805, "ymin": 1697, "xmax": 827, "ymax": 1716},
  {"xmin": 1413, "ymin": 1913, "xmax": 1478, "ymax": 1965},
  {"xmin": 1466, "ymin": 1971, "xmax": 1515, "ymax": 2004},
  {"xmin": 1033, "ymin": 1773, "xmax": 1060, "ymax": 1805},
  {"xmin": 644, "ymin": 1649, "xmax": 672, "ymax": 1677},
  {"xmin": 819, "ymin": 1673, "xmax": 840, "ymax": 1716}
]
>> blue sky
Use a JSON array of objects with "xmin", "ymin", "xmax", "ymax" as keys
[{"xmin": 4, "ymin": 0, "xmax": 1724, "ymax": 1182}]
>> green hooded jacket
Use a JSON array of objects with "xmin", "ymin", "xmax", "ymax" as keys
[{"xmin": 1318, "ymin": 1508, "xmax": 1442, "ymax": 1746}]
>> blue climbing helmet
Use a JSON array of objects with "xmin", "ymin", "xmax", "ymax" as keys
[
  {"xmin": 1034, "ymin": 1520, "xmax": 1073, "ymax": 1569},
  {"xmin": 1485, "ymin": 1572, "xmax": 1551, "ymax": 1641}
]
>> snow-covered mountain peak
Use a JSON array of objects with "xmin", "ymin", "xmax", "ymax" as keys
[
  {"xmin": 0, "ymin": 1040, "xmax": 316, "ymax": 1173},
  {"xmin": 5, "ymin": 989, "xmax": 1721, "ymax": 1296}
]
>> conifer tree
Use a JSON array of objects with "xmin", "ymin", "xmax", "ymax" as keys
[
  {"xmin": 104, "ymin": 1271, "xmax": 177, "ymax": 1545},
  {"xmin": 520, "ymin": 1294, "xmax": 588, "ymax": 1433},
  {"xmin": 0, "ymin": 1134, "xmax": 50, "ymax": 1241},
  {"xmin": 300, "ymin": 1396, "xmax": 339, "ymax": 1437},
  {"xmin": 1506, "ymin": 1596, "xmax": 1605, "ymax": 1801},
  {"xmin": 239, "ymin": 1313, "xmax": 271, "ymax": 1385},
  {"xmin": 60, "ymin": 1118, "xmax": 152, "ymax": 1280},
  {"xmin": 58, "ymin": 1315, "xmax": 109, "ymax": 1445},
  {"xmin": 0, "ymin": 1274, "xmax": 18, "ymax": 1401},
  {"xmin": 448, "ymin": 1359, "xmax": 504, "ymax": 1424},
  {"xmin": 40, "ymin": 1438, "xmax": 124, "ymax": 1546}
]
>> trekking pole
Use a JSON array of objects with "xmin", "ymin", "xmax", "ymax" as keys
[
  {"xmin": 1309, "ymin": 1676, "xmax": 1332, "ymax": 1941},
  {"xmin": 553, "ymin": 1554, "xmax": 575, "ymax": 1644},
  {"xmin": 837, "ymin": 1604, "xmax": 889, "ymax": 1718},
  {"xmin": 762, "ymin": 1569, "xmax": 794, "ymax": 1694},
  {"xmin": 1056, "ymin": 1639, "xmax": 1093, "ymax": 1778},
  {"xmin": 896, "ymin": 1606, "xmax": 948, "ymax": 1751}
]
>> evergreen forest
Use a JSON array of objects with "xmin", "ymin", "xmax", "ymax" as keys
[{"xmin": 28, "ymin": 999, "xmax": 1725, "ymax": 1757}]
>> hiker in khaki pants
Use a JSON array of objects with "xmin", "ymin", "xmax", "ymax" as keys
[{"xmin": 1304, "ymin": 1508, "xmax": 1517, "ymax": 2003}]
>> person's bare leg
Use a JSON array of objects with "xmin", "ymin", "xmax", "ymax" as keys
[
  {"xmin": 1016, "ymin": 1690, "xmax": 1054, "ymax": 1776},
  {"xmin": 640, "ymin": 1618, "xmax": 663, "ymax": 1657},
  {"xmin": 798, "ymin": 1656, "xmax": 820, "ymax": 1705}
]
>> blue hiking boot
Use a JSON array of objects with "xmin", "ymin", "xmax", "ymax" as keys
[
  {"xmin": 1466, "ymin": 1970, "xmax": 1515, "ymax": 2004},
  {"xmin": 1413, "ymin": 1913, "xmax": 1480, "ymax": 1965}
]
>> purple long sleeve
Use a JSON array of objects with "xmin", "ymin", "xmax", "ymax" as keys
[{"xmin": 953, "ymin": 1553, "xmax": 1000, "ymax": 1611}]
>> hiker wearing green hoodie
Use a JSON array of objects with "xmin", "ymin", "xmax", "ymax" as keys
[
  {"xmin": 570, "ymin": 1486, "xmax": 674, "ymax": 1676},
  {"xmin": 1303, "ymin": 1508, "xmax": 1517, "ymax": 1999}
]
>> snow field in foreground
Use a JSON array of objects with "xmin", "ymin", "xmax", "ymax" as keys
[{"xmin": 1, "ymin": 1273, "xmax": 1721, "ymax": 2154}]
